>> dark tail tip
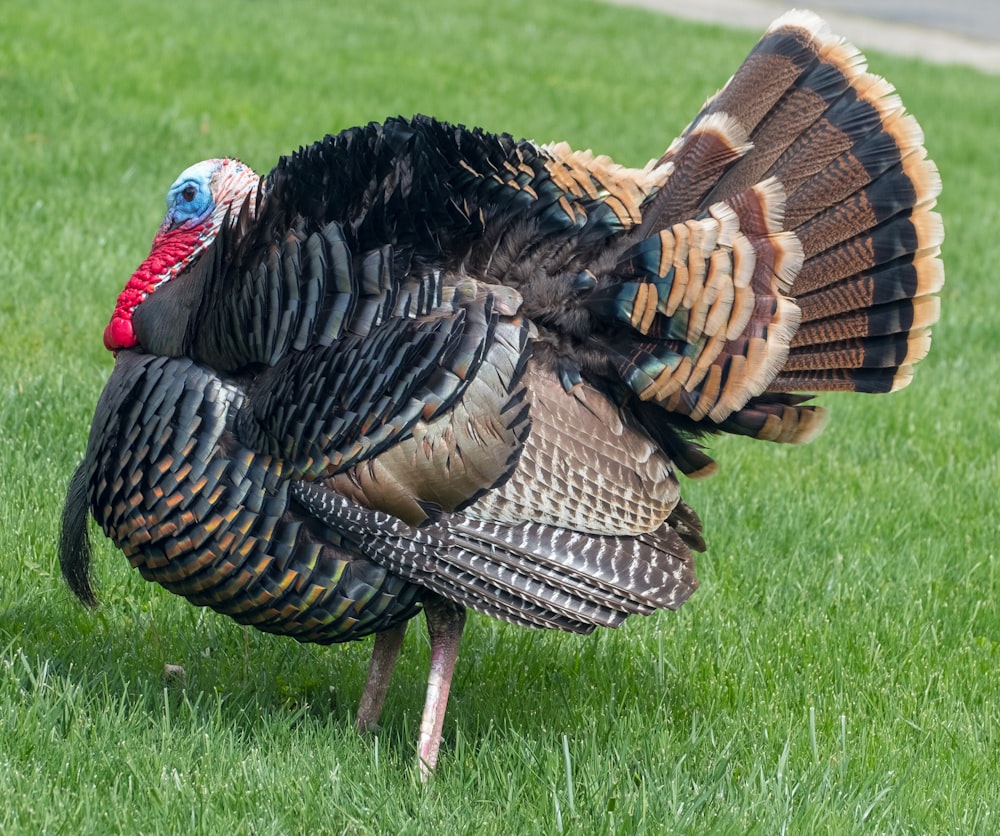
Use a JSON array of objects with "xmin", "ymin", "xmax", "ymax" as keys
[{"xmin": 59, "ymin": 460, "xmax": 98, "ymax": 608}]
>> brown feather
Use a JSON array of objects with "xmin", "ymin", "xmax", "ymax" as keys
[{"xmin": 468, "ymin": 361, "xmax": 680, "ymax": 537}]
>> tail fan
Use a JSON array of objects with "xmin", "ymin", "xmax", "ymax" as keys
[{"xmin": 592, "ymin": 11, "xmax": 941, "ymax": 471}]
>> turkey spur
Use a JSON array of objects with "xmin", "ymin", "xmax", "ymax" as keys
[{"xmin": 61, "ymin": 11, "xmax": 942, "ymax": 778}]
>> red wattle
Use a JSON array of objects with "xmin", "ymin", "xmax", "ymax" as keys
[
  {"xmin": 104, "ymin": 316, "xmax": 136, "ymax": 351},
  {"xmin": 104, "ymin": 222, "xmax": 206, "ymax": 353}
]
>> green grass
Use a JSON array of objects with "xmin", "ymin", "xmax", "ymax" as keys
[{"xmin": 1, "ymin": 0, "xmax": 997, "ymax": 831}]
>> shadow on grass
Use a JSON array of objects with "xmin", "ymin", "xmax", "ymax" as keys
[{"xmin": 2, "ymin": 582, "xmax": 703, "ymax": 773}]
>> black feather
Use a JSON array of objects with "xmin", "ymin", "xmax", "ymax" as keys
[{"xmin": 59, "ymin": 460, "xmax": 97, "ymax": 607}]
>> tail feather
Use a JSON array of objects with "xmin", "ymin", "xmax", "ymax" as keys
[
  {"xmin": 716, "ymin": 393, "xmax": 828, "ymax": 444},
  {"xmin": 697, "ymin": 29, "xmax": 860, "ymax": 204},
  {"xmin": 782, "ymin": 330, "xmax": 931, "ymax": 372},
  {"xmin": 794, "ymin": 293, "xmax": 940, "ymax": 348},
  {"xmin": 769, "ymin": 365, "xmax": 918, "ymax": 395},
  {"xmin": 795, "ymin": 258, "xmax": 942, "ymax": 324},
  {"xmin": 637, "ymin": 113, "xmax": 751, "ymax": 235},
  {"xmin": 793, "ymin": 213, "xmax": 942, "ymax": 297}
]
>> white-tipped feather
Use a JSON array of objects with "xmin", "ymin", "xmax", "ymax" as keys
[{"xmin": 691, "ymin": 112, "xmax": 753, "ymax": 160}]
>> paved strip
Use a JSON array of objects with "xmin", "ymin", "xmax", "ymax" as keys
[{"xmin": 605, "ymin": 0, "xmax": 1000, "ymax": 73}]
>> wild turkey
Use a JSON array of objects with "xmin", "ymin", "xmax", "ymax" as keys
[{"xmin": 61, "ymin": 11, "xmax": 942, "ymax": 777}]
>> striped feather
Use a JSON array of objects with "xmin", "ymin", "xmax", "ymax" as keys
[{"xmin": 292, "ymin": 481, "xmax": 699, "ymax": 632}]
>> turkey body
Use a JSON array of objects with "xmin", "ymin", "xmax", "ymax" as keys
[{"xmin": 61, "ymin": 11, "xmax": 943, "ymax": 777}]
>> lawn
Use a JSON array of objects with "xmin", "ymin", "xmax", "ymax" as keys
[{"xmin": 1, "ymin": 0, "xmax": 997, "ymax": 832}]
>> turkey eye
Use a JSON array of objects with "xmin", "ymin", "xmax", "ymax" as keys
[{"xmin": 181, "ymin": 185, "xmax": 198, "ymax": 202}]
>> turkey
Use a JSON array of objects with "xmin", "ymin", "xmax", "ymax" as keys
[{"xmin": 60, "ymin": 11, "xmax": 942, "ymax": 778}]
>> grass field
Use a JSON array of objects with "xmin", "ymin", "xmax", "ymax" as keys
[{"xmin": 1, "ymin": 0, "xmax": 997, "ymax": 832}]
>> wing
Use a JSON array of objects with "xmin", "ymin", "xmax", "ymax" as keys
[
  {"xmin": 235, "ymin": 278, "xmax": 533, "ymax": 526},
  {"xmin": 292, "ymin": 480, "xmax": 698, "ymax": 633},
  {"xmin": 280, "ymin": 355, "xmax": 703, "ymax": 630}
]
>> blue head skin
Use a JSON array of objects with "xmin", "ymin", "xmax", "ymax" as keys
[
  {"xmin": 161, "ymin": 161, "xmax": 219, "ymax": 230},
  {"xmin": 105, "ymin": 158, "xmax": 261, "ymax": 351}
]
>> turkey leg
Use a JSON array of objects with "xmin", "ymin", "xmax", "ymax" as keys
[
  {"xmin": 417, "ymin": 595, "xmax": 467, "ymax": 780},
  {"xmin": 356, "ymin": 621, "xmax": 408, "ymax": 733}
]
